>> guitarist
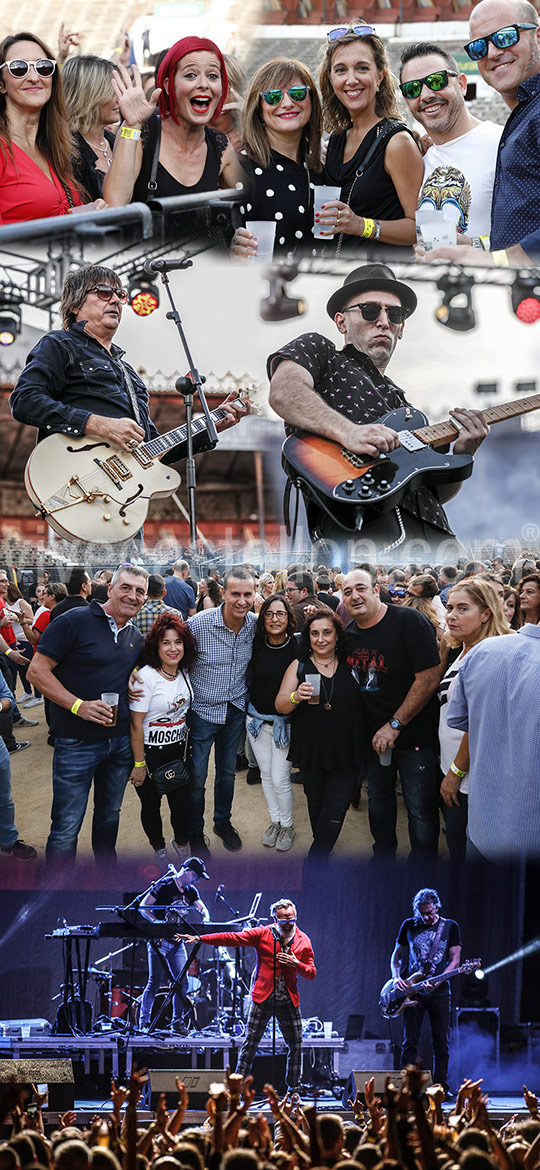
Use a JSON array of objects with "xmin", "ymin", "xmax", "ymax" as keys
[
  {"xmin": 390, "ymin": 888, "xmax": 461, "ymax": 1092},
  {"xmin": 268, "ymin": 263, "xmax": 488, "ymax": 555},
  {"xmin": 10, "ymin": 265, "xmax": 243, "ymax": 457}
]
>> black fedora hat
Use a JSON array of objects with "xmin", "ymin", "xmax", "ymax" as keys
[{"xmin": 326, "ymin": 263, "xmax": 418, "ymax": 319}]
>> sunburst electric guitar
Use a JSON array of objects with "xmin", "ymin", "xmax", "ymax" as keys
[
  {"xmin": 282, "ymin": 394, "xmax": 540, "ymax": 524},
  {"xmin": 25, "ymin": 391, "xmax": 250, "ymax": 544}
]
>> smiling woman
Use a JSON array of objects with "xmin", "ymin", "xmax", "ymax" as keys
[
  {"xmin": 62, "ymin": 55, "xmax": 119, "ymax": 201},
  {"xmin": 102, "ymin": 35, "xmax": 244, "ymax": 208},
  {"xmin": 0, "ymin": 31, "xmax": 84, "ymax": 223}
]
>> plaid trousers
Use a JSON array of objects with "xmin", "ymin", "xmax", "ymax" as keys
[{"xmin": 236, "ymin": 994, "xmax": 303, "ymax": 1088}]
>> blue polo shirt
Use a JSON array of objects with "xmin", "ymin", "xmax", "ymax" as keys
[
  {"xmin": 164, "ymin": 576, "xmax": 196, "ymax": 619},
  {"xmin": 36, "ymin": 599, "xmax": 143, "ymax": 740}
]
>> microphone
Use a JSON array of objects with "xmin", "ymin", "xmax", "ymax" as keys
[
  {"xmin": 143, "ymin": 258, "xmax": 193, "ymax": 276},
  {"xmin": 215, "ymin": 883, "xmax": 224, "ymax": 902}
]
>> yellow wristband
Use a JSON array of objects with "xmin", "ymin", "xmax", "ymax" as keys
[
  {"xmin": 71, "ymin": 699, "xmax": 83, "ymax": 715},
  {"xmin": 134, "ymin": 761, "xmax": 146, "ymax": 768},
  {"xmin": 120, "ymin": 126, "xmax": 141, "ymax": 140},
  {"xmin": 479, "ymin": 234, "xmax": 491, "ymax": 251},
  {"xmin": 290, "ymin": 691, "xmax": 300, "ymax": 705},
  {"xmin": 492, "ymin": 250, "xmax": 509, "ymax": 268},
  {"xmin": 361, "ymin": 218, "xmax": 376, "ymax": 239},
  {"xmin": 450, "ymin": 761, "xmax": 467, "ymax": 779},
  {"xmin": 4, "ymin": 648, "xmax": 11, "ymax": 656}
]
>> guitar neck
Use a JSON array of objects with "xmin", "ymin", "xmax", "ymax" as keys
[
  {"xmin": 142, "ymin": 406, "xmax": 230, "ymax": 460},
  {"xmin": 415, "ymin": 393, "xmax": 540, "ymax": 448},
  {"xmin": 422, "ymin": 965, "xmax": 466, "ymax": 990}
]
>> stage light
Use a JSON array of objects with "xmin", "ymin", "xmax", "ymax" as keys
[
  {"xmin": 260, "ymin": 266, "xmax": 306, "ymax": 322},
  {"xmin": 435, "ymin": 272, "xmax": 476, "ymax": 332},
  {"xmin": 128, "ymin": 272, "xmax": 160, "ymax": 317},
  {"xmin": 0, "ymin": 291, "xmax": 22, "ymax": 345},
  {"xmin": 461, "ymin": 969, "xmax": 489, "ymax": 1005},
  {"xmin": 475, "ymin": 968, "xmax": 486, "ymax": 980},
  {"xmin": 511, "ymin": 273, "xmax": 540, "ymax": 323}
]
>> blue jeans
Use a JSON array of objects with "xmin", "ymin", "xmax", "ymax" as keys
[
  {"xmin": 0, "ymin": 737, "xmax": 17, "ymax": 848},
  {"xmin": 47, "ymin": 735, "xmax": 133, "ymax": 860},
  {"xmin": 188, "ymin": 704, "xmax": 246, "ymax": 835},
  {"xmin": 365, "ymin": 745, "xmax": 440, "ymax": 857},
  {"xmin": 139, "ymin": 940, "xmax": 189, "ymax": 1029}
]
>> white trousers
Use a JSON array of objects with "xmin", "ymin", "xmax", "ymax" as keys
[{"xmin": 246, "ymin": 720, "xmax": 293, "ymax": 827}]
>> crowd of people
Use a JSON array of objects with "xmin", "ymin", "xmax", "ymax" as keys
[
  {"xmin": 2, "ymin": 1065, "xmax": 540, "ymax": 1170},
  {"xmin": 1, "ymin": 551, "xmax": 539, "ymax": 866},
  {"xmin": 2, "ymin": 0, "xmax": 540, "ymax": 266}
]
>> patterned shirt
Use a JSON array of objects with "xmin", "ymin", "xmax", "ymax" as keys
[
  {"xmin": 268, "ymin": 332, "xmax": 452, "ymax": 532},
  {"xmin": 131, "ymin": 598, "xmax": 177, "ymax": 636},
  {"xmin": 187, "ymin": 605, "xmax": 257, "ymax": 723},
  {"xmin": 491, "ymin": 72, "xmax": 540, "ymax": 257},
  {"xmin": 447, "ymin": 625, "xmax": 540, "ymax": 860}
]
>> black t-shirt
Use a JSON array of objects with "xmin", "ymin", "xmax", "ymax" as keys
[
  {"xmin": 151, "ymin": 880, "xmax": 199, "ymax": 920},
  {"xmin": 248, "ymin": 635, "xmax": 298, "ymax": 715},
  {"xmin": 49, "ymin": 596, "xmax": 89, "ymax": 623},
  {"xmin": 397, "ymin": 916, "xmax": 461, "ymax": 979},
  {"xmin": 344, "ymin": 606, "xmax": 440, "ymax": 749}
]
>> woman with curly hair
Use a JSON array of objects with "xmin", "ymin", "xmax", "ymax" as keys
[
  {"xmin": 129, "ymin": 612, "xmax": 197, "ymax": 862},
  {"xmin": 103, "ymin": 36, "xmax": 242, "ymax": 207},
  {"xmin": 232, "ymin": 56, "xmax": 323, "ymax": 260},
  {"xmin": 276, "ymin": 608, "xmax": 367, "ymax": 857},
  {"xmin": 439, "ymin": 578, "xmax": 510, "ymax": 862},
  {"xmin": 0, "ymin": 31, "xmax": 84, "ymax": 223},
  {"xmin": 315, "ymin": 24, "xmax": 423, "ymax": 253}
]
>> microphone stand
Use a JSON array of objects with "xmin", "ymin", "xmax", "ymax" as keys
[
  {"xmin": 157, "ymin": 261, "xmax": 218, "ymax": 550},
  {"xmin": 272, "ymin": 931, "xmax": 277, "ymax": 1092}
]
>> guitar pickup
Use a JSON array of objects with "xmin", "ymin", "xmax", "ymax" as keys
[
  {"xmin": 131, "ymin": 447, "xmax": 154, "ymax": 469},
  {"xmin": 107, "ymin": 455, "xmax": 132, "ymax": 481},
  {"xmin": 94, "ymin": 458, "xmax": 124, "ymax": 488},
  {"xmin": 398, "ymin": 430, "xmax": 425, "ymax": 452}
]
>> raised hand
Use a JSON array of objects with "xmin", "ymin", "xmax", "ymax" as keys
[{"xmin": 112, "ymin": 64, "xmax": 161, "ymax": 129}]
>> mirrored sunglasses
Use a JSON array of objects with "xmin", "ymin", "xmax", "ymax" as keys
[
  {"xmin": 327, "ymin": 25, "xmax": 376, "ymax": 40},
  {"xmin": 88, "ymin": 285, "xmax": 129, "ymax": 303},
  {"xmin": 464, "ymin": 22, "xmax": 537, "ymax": 60},
  {"xmin": 388, "ymin": 587, "xmax": 407, "ymax": 597},
  {"xmin": 342, "ymin": 301, "xmax": 409, "ymax": 324},
  {"xmin": 0, "ymin": 58, "xmax": 56, "ymax": 78},
  {"xmin": 261, "ymin": 85, "xmax": 310, "ymax": 105},
  {"xmin": 400, "ymin": 69, "xmax": 458, "ymax": 100}
]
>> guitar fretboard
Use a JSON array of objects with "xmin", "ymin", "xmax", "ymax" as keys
[
  {"xmin": 142, "ymin": 407, "xmax": 229, "ymax": 459},
  {"xmin": 415, "ymin": 393, "xmax": 540, "ymax": 447}
]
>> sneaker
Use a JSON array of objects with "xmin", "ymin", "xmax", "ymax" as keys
[
  {"xmin": 213, "ymin": 820, "xmax": 242, "ymax": 852},
  {"xmin": 21, "ymin": 696, "xmax": 43, "ymax": 708},
  {"xmin": 13, "ymin": 715, "xmax": 39, "ymax": 728},
  {"xmin": 154, "ymin": 847, "xmax": 169, "ymax": 862},
  {"xmin": 189, "ymin": 832, "xmax": 211, "ymax": 859},
  {"xmin": 0, "ymin": 839, "xmax": 37, "ymax": 861},
  {"xmin": 236, "ymin": 752, "xmax": 249, "ymax": 772},
  {"xmin": 262, "ymin": 822, "xmax": 280, "ymax": 848},
  {"xmin": 170, "ymin": 840, "xmax": 191, "ymax": 863},
  {"xmin": 290, "ymin": 769, "xmax": 302, "ymax": 785},
  {"xmin": 246, "ymin": 765, "xmax": 261, "ymax": 785},
  {"xmin": 8, "ymin": 741, "xmax": 30, "ymax": 754},
  {"xmin": 275, "ymin": 825, "xmax": 296, "ymax": 852},
  {"xmin": 16, "ymin": 694, "xmax": 33, "ymax": 705}
]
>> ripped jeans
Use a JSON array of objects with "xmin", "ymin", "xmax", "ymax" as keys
[
  {"xmin": 300, "ymin": 766, "xmax": 358, "ymax": 857},
  {"xmin": 365, "ymin": 746, "xmax": 440, "ymax": 857}
]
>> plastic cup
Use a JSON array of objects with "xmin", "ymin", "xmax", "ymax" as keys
[
  {"xmin": 378, "ymin": 747, "xmax": 393, "ymax": 767},
  {"xmin": 101, "ymin": 692, "xmax": 119, "ymax": 726},
  {"xmin": 313, "ymin": 185, "xmax": 341, "ymax": 239},
  {"xmin": 416, "ymin": 212, "xmax": 456, "ymax": 250},
  {"xmin": 323, "ymin": 1021, "xmax": 332, "ymax": 1039},
  {"xmin": 305, "ymin": 674, "xmax": 321, "ymax": 705},
  {"xmin": 245, "ymin": 220, "xmax": 276, "ymax": 264}
]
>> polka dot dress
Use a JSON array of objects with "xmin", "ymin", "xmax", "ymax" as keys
[{"xmin": 240, "ymin": 149, "xmax": 324, "ymax": 255}]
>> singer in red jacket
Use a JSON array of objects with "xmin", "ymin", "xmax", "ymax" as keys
[{"xmin": 201, "ymin": 898, "xmax": 316, "ymax": 1089}]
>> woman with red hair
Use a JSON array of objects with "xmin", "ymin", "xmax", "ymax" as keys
[
  {"xmin": 103, "ymin": 36, "xmax": 242, "ymax": 206},
  {"xmin": 129, "ymin": 612, "xmax": 198, "ymax": 864}
]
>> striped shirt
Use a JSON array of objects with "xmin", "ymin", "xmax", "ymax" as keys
[
  {"xmin": 447, "ymin": 625, "xmax": 540, "ymax": 861},
  {"xmin": 187, "ymin": 606, "xmax": 257, "ymax": 723}
]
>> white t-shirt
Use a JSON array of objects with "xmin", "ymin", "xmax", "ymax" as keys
[
  {"xmin": 438, "ymin": 652, "xmax": 468, "ymax": 793},
  {"xmin": 418, "ymin": 121, "xmax": 503, "ymax": 238},
  {"xmin": 129, "ymin": 665, "xmax": 192, "ymax": 747}
]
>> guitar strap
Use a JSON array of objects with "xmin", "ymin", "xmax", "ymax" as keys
[
  {"xmin": 423, "ymin": 917, "xmax": 446, "ymax": 975},
  {"xmin": 119, "ymin": 361, "xmax": 142, "ymax": 426}
]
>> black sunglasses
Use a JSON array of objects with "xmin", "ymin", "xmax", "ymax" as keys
[
  {"xmin": 0, "ymin": 58, "xmax": 56, "ymax": 78},
  {"xmin": 88, "ymin": 285, "xmax": 129, "ymax": 303},
  {"xmin": 261, "ymin": 85, "xmax": 310, "ymax": 105},
  {"xmin": 327, "ymin": 25, "xmax": 376, "ymax": 40},
  {"xmin": 341, "ymin": 301, "xmax": 409, "ymax": 324},
  {"xmin": 400, "ymin": 69, "xmax": 459, "ymax": 100},
  {"xmin": 464, "ymin": 22, "xmax": 537, "ymax": 60}
]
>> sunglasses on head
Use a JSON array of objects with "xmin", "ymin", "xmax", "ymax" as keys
[
  {"xmin": 342, "ymin": 301, "xmax": 409, "ymax": 324},
  {"xmin": 400, "ymin": 69, "xmax": 458, "ymax": 100},
  {"xmin": 464, "ymin": 22, "xmax": 537, "ymax": 59},
  {"xmin": 0, "ymin": 58, "xmax": 56, "ymax": 79},
  {"xmin": 327, "ymin": 24, "xmax": 376, "ymax": 41},
  {"xmin": 88, "ymin": 285, "xmax": 129, "ymax": 303},
  {"xmin": 261, "ymin": 85, "xmax": 310, "ymax": 105}
]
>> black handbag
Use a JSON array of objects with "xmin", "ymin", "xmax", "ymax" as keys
[{"xmin": 149, "ymin": 730, "xmax": 190, "ymax": 796}]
